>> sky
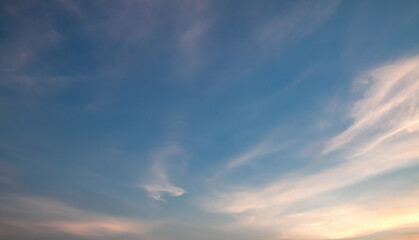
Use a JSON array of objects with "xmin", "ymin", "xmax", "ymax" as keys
[{"xmin": 0, "ymin": 0, "xmax": 419, "ymax": 240}]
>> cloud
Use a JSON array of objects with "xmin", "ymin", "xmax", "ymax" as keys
[
  {"xmin": 178, "ymin": 20, "xmax": 211, "ymax": 73},
  {"xmin": 226, "ymin": 141, "xmax": 275, "ymax": 170},
  {"xmin": 235, "ymin": 190, "xmax": 419, "ymax": 240},
  {"xmin": 0, "ymin": 195, "xmax": 153, "ymax": 238},
  {"xmin": 0, "ymin": 1, "xmax": 62, "ymax": 74},
  {"xmin": 254, "ymin": 1, "xmax": 340, "ymax": 49},
  {"xmin": 341, "ymin": 228, "xmax": 419, "ymax": 240},
  {"xmin": 324, "ymin": 55, "xmax": 419, "ymax": 154},
  {"xmin": 221, "ymin": 129, "xmax": 290, "ymax": 172},
  {"xmin": 0, "ymin": 162, "xmax": 18, "ymax": 187},
  {"xmin": 173, "ymin": 0, "xmax": 213, "ymax": 75},
  {"xmin": 0, "ymin": 1, "xmax": 90, "ymax": 99},
  {"xmin": 203, "ymin": 55, "xmax": 419, "ymax": 239},
  {"xmin": 209, "ymin": 137, "xmax": 419, "ymax": 213},
  {"xmin": 142, "ymin": 144, "xmax": 186, "ymax": 201},
  {"xmin": 88, "ymin": 0, "xmax": 165, "ymax": 44}
]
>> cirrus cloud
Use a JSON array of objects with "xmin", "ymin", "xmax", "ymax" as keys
[{"xmin": 203, "ymin": 55, "xmax": 419, "ymax": 239}]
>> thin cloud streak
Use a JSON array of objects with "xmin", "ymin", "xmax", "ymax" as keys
[
  {"xmin": 226, "ymin": 141, "xmax": 274, "ymax": 170},
  {"xmin": 254, "ymin": 1, "xmax": 340, "ymax": 50},
  {"xmin": 176, "ymin": 0, "xmax": 212, "ymax": 74},
  {"xmin": 0, "ymin": 195, "xmax": 153, "ymax": 238},
  {"xmin": 213, "ymin": 128, "xmax": 292, "ymax": 179}
]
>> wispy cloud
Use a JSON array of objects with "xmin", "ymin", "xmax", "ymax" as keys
[
  {"xmin": 178, "ymin": 19, "xmax": 211, "ymax": 73},
  {"xmin": 0, "ymin": 163, "xmax": 18, "ymax": 189},
  {"xmin": 324, "ymin": 55, "xmax": 419, "ymax": 154},
  {"xmin": 0, "ymin": 1, "xmax": 91, "ymax": 101},
  {"xmin": 0, "ymin": 1, "xmax": 65, "ymax": 95},
  {"xmin": 0, "ymin": 1, "xmax": 62, "ymax": 75},
  {"xmin": 174, "ymin": 0, "xmax": 213, "ymax": 75},
  {"xmin": 203, "ymin": 55, "xmax": 419, "ymax": 239},
  {"xmin": 254, "ymin": 1, "xmax": 340, "ymax": 50},
  {"xmin": 231, "ymin": 190, "xmax": 419, "ymax": 240},
  {"xmin": 225, "ymin": 140, "xmax": 275, "ymax": 170},
  {"xmin": 0, "ymin": 195, "xmax": 153, "ymax": 238},
  {"xmin": 142, "ymin": 144, "xmax": 187, "ymax": 201},
  {"xmin": 88, "ymin": 0, "xmax": 165, "ymax": 45},
  {"xmin": 209, "ymin": 136, "xmax": 419, "ymax": 213},
  {"xmin": 222, "ymin": 129, "xmax": 290, "ymax": 172}
]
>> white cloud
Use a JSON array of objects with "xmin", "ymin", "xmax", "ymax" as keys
[
  {"xmin": 142, "ymin": 144, "xmax": 186, "ymax": 201},
  {"xmin": 204, "ymin": 55, "xmax": 419, "ymax": 239},
  {"xmin": 234, "ymin": 190, "xmax": 419, "ymax": 240},
  {"xmin": 324, "ymin": 55, "xmax": 419, "ymax": 154}
]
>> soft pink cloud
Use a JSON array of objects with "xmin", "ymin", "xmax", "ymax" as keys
[{"xmin": 0, "ymin": 195, "xmax": 154, "ymax": 238}]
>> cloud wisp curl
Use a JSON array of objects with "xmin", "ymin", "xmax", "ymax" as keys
[{"xmin": 142, "ymin": 144, "xmax": 187, "ymax": 201}]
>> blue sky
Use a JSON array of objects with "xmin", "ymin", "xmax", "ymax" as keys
[{"xmin": 1, "ymin": 0, "xmax": 419, "ymax": 239}]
